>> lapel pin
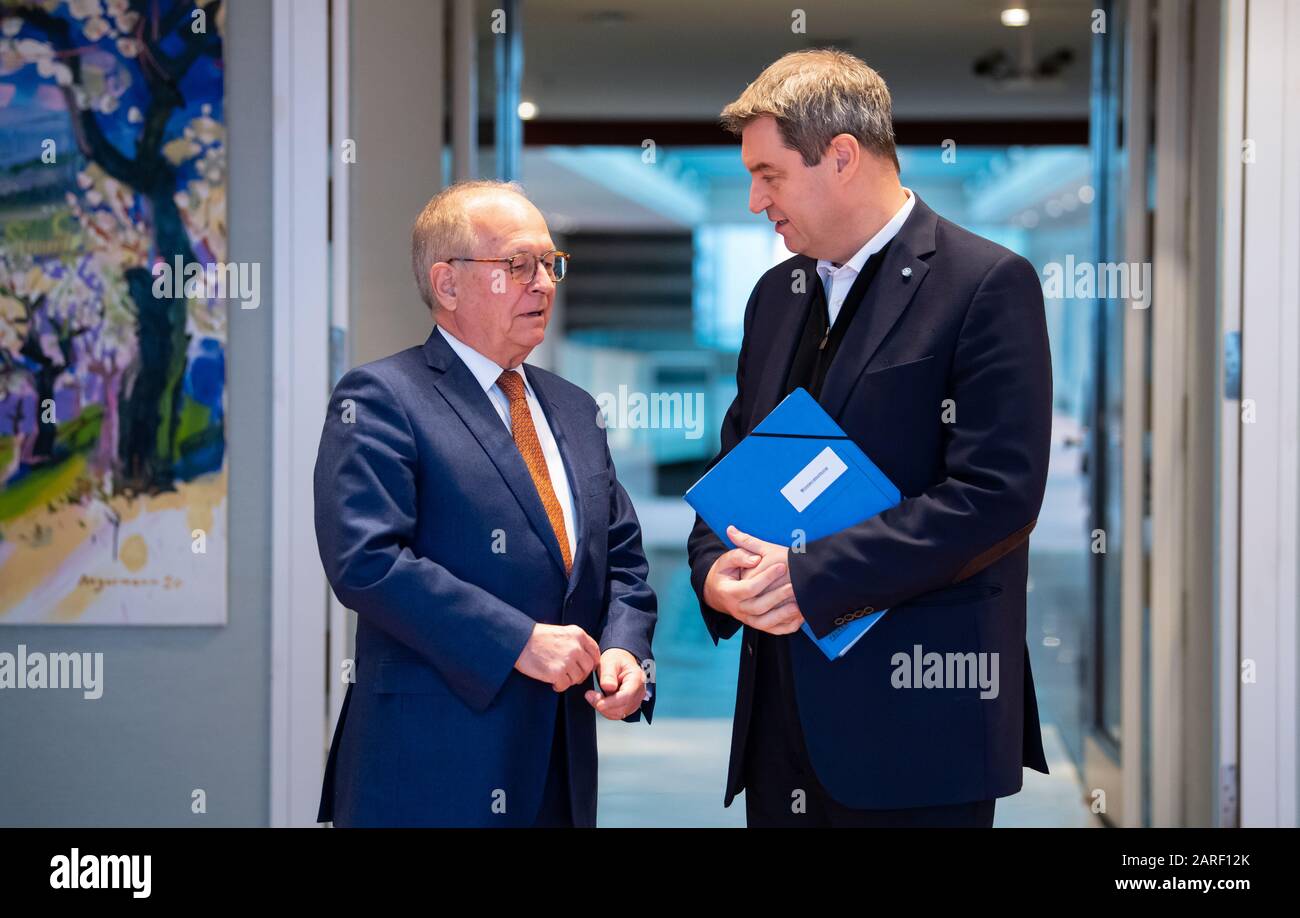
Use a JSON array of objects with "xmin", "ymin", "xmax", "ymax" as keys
[{"xmin": 901, "ymin": 266, "xmax": 913, "ymax": 278}]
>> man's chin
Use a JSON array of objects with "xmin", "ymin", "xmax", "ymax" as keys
[
  {"xmin": 780, "ymin": 230, "xmax": 812, "ymax": 256},
  {"xmin": 511, "ymin": 328, "xmax": 547, "ymax": 351}
]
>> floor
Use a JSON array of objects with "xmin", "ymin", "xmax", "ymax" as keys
[{"xmin": 596, "ymin": 718, "xmax": 1102, "ymax": 827}]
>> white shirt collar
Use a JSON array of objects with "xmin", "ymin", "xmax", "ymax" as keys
[
  {"xmin": 817, "ymin": 187, "xmax": 916, "ymax": 279},
  {"xmin": 436, "ymin": 325, "xmax": 533, "ymax": 398}
]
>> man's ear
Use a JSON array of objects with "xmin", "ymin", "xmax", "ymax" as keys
[
  {"xmin": 829, "ymin": 133, "xmax": 860, "ymax": 179},
  {"xmin": 431, "ymin": 262, "xmax": 457, "ymax": 313}
]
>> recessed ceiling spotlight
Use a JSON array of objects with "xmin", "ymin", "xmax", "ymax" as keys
[{"xmin": 1001, "ymin": 6, "xmax": 1030, "ymax": 27}]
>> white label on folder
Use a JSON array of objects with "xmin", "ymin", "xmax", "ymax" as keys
[{"xmin": 780, "ymin": 447, "xmax": 848, "ymax": 513}]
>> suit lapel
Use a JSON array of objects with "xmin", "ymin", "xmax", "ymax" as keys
[
  {"xmin": 424, "ymin": 331, "xmax": 569, "ymax": 579},
  {"xmin": 750, "ymin": 255, "xmax": 819, "ymax": 427},
  {"xmin": 818, "ymin": 193, "xmax": 938, "ymax": 420}
]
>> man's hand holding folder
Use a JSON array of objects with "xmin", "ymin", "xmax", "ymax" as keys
[
  {"xmin": 685, "ymin": 388, "xmax": 901, "ymax": 659},
  {"xmin": 700, "ymin": 525, "xmax": 804, "ymax": 635}
]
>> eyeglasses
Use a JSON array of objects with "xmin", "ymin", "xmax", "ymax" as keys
[{"xmin": 447, "ymin": 250, "xmax": 570, "ymax": 285}]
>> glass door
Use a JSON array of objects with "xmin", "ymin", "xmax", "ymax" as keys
[{"xmin": 1082, "ymin": 0, "xmax": 1153, "ymax": 827}]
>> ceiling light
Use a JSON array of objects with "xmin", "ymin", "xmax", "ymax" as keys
[{"xmin": 1001, "ymin": 6, "xmax": 1030, "ymax": 27}]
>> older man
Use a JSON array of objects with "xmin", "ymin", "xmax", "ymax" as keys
[
  {"xmin": 315, "ymin": 181, "xmax": 656, "ymax": 827},
  {"xmin": 688, "ymin": 50, "xmax": 1052, "ymax": 827}
]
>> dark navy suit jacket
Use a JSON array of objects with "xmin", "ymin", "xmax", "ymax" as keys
[
  {"xmin": 315, "ymin": 329, "xmax": 656, "ymax": 827},
  {"xmin": 688, "ymin": 192, "xmax": 1052, "ymax": 810}
]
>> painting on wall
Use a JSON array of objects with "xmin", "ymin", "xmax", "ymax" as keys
[{"xmin": 0, "ymin": 0, "xmax": 227, "ymax": 624}]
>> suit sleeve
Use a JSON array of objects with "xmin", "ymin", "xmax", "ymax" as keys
[
  {"xmin": 790, "ymin": 252, "xmax": 1053, "ymax": 638},
  {"xmin": 596, "ymin": 434, "xmax": 659, "ymax": 724},
  {"xmin": 314, "ymin": 366, "xmax": 538, "ymax": 713},
  {"xmin": 686, "ymin": 281, "xmax": 760, "ymax": 644}
]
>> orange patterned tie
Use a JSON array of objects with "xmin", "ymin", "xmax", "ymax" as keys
[{"xmin": 496, "ymin": 371, "xmax": 573, "ymax": 575}]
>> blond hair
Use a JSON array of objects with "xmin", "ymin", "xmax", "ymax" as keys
[
  {"xmin": 720, "ymin": 49, "xmax": 899, "ymax": 173},
  {"xmin": 410, "ymin": 179, "xmax": 528, "ymax": 310}
]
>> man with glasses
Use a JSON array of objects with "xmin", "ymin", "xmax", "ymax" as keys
[{"xmin": 314, "ymin": 180, "xmax": 656, "ymax": 827}]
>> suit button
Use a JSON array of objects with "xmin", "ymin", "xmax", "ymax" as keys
[
  {"xmin": 864, "ymin": 606, "xmax": 873, "ymax": 614},
  {"xmin": 833, "ymin": 616, "xmax": 846, "ymax": 626}
]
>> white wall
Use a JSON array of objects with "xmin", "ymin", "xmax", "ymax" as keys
[{"xmin": 348, "ymin": 0, "xmax": 447, "ymax": 367}]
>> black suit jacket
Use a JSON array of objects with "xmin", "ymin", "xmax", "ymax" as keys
[{"xmin": 688, "ymin": 192, "xmax": 1052, "ymax": 809}]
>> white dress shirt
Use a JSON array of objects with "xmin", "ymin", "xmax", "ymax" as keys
[
  {"xmin": 437, "ymin": 325, "xmax": 578, "ymax": 562},
  {"xmin": 817, "ymin": 187, "xmax": 916, "ymax": 326}
]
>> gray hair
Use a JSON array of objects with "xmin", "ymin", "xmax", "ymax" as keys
[
  {"xmin": 720, "ymin": 49, "xmax": 899, "ymax": 173},
  {"xmin": 410, "ymin": 179, "xmax": 528, "ymax": 310}
]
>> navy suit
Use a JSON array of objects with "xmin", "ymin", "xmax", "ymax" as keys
[
  {"xmin": 688, "ymin": 192, "xmax": 1051, "ymax": 812},
  {"xmin": 315, "ymin": 329, "xmax": 656, "ymax": 827}
]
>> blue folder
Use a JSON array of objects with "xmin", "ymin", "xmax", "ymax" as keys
[{"xmin": 685, "ymin": 388, "xmax": 901, "ymax": 660}]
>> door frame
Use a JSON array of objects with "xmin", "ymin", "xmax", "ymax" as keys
[
  {"xmin": 269, "ymin": 0, "xmax": 331, "ymax": 828},
  {"xmin": 1081, "ymin": 0, "xmax": 1151, "ymax": 829},
  {"xmin": 1232, "ymin": 0, "xmax": 1300, "ymax": 828}
]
